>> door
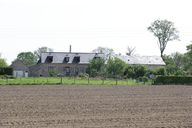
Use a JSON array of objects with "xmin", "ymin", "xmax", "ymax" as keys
[
  {"xmin": 13, "ymin": 70, "xmax": 24, "ymax": 77},
  {"xmin": 64, "ymin": 67, "xmax": 70, "ymax": 76}
]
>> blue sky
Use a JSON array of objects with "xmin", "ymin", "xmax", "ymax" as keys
[{"xmin": 0, "ymin": 0, "xmax": 192, "ymax": 64}]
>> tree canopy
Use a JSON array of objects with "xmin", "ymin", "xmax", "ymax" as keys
[
  {"xmin": 16, "ymin": 52, "xmax": 38, "ymax": 66},
  {"xmin": 34, "ymin": 46, "xmax": 53, "ymax": 58},
  {"xmin": 92, "ymin": 47, "xmax": 114, "ymax": 60},
  {"xmin": 86, "ymin": 57, "xmax": 106, "ymax": 77},
  {"xmin": 148, "ymin": 19, "xmax": 179, "ymax": 58},
  {"xmin": 107, "ymin": 57, "xmax": 126, "ymax": 77},
  {"xmin": 184, "ymin": 44, "xmax": 192, "ymax": 75},
  {"xmin": 0, "ymin": 58, "xmax": 8, "ymax": 67}
]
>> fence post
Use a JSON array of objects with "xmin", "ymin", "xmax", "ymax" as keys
[
  {"xmin": 20, "ymin": 77, "xmax": 22, "ymax": 84},
  {"xmin": 6, "ymin": 77, "xmax": 8, "ymax": 85},
  {"xmin": 102, "ymin": 77, "xmax": 105, "ymax": 85},
  {"xmin": 116, "ymin": 76, "xmax": 118, "ymax": 85},
  {"xmin": 60, "ymin": 77, "xmax": 63, "ymax": 84},
  {"xmin": 47, "ymin": 78, "xmax": 48, "ymax": 84},
  {"xmin": 88, "ymin": 76, "xmax": 90, "ymax": 84},
  {"xmin": 73, "ymin": 75, "xmax": 76, "ymax": 84}
]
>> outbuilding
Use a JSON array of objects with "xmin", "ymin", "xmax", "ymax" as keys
[{"xmin": 10, "ymin": 60, "xmax": 29, "ymax": 77}]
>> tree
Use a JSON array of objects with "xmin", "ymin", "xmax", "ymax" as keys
[
  {"xmin": 163, "ymin": 53, "xmax": 186, "ymax": 76},
  {"xmin": 86, "ymin": 57, "xmax": 106, "ymax": 77},
  {"xmin": 184, "ymin": 44, "xmax": 192, "ymax": 75},
  {"xmin": 16, "ymin": 52, "xmax": 38, "ymax": 66},
  {"xmin": 0, "ymin": 58, "xmax": 8, "ymax": 67},
  {"xmin": 148, "ymin": 19, "xmax": 179, "ymax": 58},
  {"xmin": 124, "ymin": 65, "xmax": 147, "ymax": 78},
  {"xmin": 126, "ymin": 46, "xmax": 135, "ymax": 56},
  {"xmin": 106, "ymin": 57, "xmax": 126, "ymax": 78},
  {"xmin": 92, "ymin": 47, "xmax": 114, "ymax": 60},
  {"xmin": 171, "ymin": 52, "xmax": 185, "ymax": 69},
  {"xmin": 34, "ymin": 46, "xmax": 53, "ymax": 58}
]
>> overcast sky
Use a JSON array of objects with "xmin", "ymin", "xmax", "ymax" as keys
[{"xmin": 0, "ymin": 0, "xmax": 192, "ymax": 64}]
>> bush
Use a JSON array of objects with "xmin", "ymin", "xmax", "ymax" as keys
[
  {"xmin": 124, "ymin": 65, "xmax": 147, "ymax": 79},
  {"xmin": 0, "ymin": 67, "xmax": 13, "ymax": 75},
  {"xmin": 0, "ymin": 75, "xmax": 15, "ymax": 79},
  {"xmin": 79, "ymin": 73, "xmax": 89, "ymax": 78},
  {"xmin": 48, "ymin": 71, "xmax": 57, "ymax": 77},
  {"xmin": 153, "ymin": 67, "xmax": 166, "ymax": 76},
  {"xmin": 153, "ymin": 76, "xmax": 192, "ymax": 85},
  {"xmin": 137, "ymin": 76, "xmax": 149, "ymax": 83}
]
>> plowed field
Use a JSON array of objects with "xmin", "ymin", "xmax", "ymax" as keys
[{"xmin": 0, "ymin": 85, "xmax": 192, "ymax": 128}]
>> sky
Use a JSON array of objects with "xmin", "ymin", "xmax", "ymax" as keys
[{"xmin": 0, "ymin": 0, "xmax": 192, "ymax": 64}]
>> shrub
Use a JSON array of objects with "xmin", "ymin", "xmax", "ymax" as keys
[
  {"xmin": 79, "ymin": 73, "xmax": 89, "ymax": 78},
  {"xmin": 153, "ymin": 67, "xmax": 166, "ymax": 76},
  {"xmin": 48, "ymin": 71, "xmax": 57, "ymax": 77},
  {"xmin": 153, "ymin": 76, "xmax": 192, "ymax": 85},
  {"xmin": 124, "ymin": 65, "xmax": 147, "ymax": 79},
  {"xmin": 0, "ymin": 67, "xmax": 13, "ymax": 75},
  {"xmin": 137, "ymin": 76, "xmax": 149, "ymax": 83}
]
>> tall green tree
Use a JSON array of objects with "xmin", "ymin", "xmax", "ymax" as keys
[
  {"xmin": 0, "ymin": 58, "xmax": 8, "ymax": 67},
  {"xmin": 86, "ymin": 57, "xmax": 106, "ymax": 77},
  {"xmin": 148, "ymin": 19, "xmax": 179, "ymax": 58},
  {"xmin": 163, "ymin": 53, "xmax": 186, "ymax": 76},
  {"xmin": 16, "ymin": 52, "xmax": 38, "ymax": 66},
  {"xmin": 34, "ymin": 46, "xmax": 53, "ymax": 58},
  {"xmin": 107, "ymin": 57, "xmax": 126, "ymax": 78},
  {"xmin": 171, "ymin": 52, "xmax": 185, "ymax": 69},
  {"xmin": 184, "ymin": 44, "xmax": 192, "ymax": 75}
]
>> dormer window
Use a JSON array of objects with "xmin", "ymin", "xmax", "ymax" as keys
[
  {"xmin": 63, "ymin": 57, "xmax": 70, "ymax": 63},
  {"xmin": 73, "ymin": 56, "xmax": 80, "ymax": 63},
  {"xmin": 94, "ymin": 56, "xmax": 100, "ymax": 59},
  {"xmin": 45, "ymin": 56, "xmax": 53, "ymax": 63}
]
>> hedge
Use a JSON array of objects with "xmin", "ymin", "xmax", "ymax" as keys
[
  {"xmin": 153, "ymin": 76, "xmax": 192, "ymax": 85},
  {"xmin": 0, "ymin": 67, "xmax": 13, "ymax": 75}
]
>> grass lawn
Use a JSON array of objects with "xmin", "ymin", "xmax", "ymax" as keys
[{"xmin": 0, "ymin": 77, "xmax": 151, "ymax": 86}]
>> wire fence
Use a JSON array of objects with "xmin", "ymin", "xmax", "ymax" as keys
[{"xmin": 0, "ymin": 76, "xmax": 148, "ymax": 86}]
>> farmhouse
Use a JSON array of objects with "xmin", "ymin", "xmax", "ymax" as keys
[
  {"xmin": 116, "ymin": 55, "xmax": 165, "ymax": 69},
  {"xmin": 11, "ymin": 51, "xmax": 165, "ymax": 77},
  {"xmin": 29, "ymin": 52, "xmax": 104, "ymax": 77}
]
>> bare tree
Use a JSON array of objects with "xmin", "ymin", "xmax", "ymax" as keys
[
  {"xmin": 126, "ymin": 46, "xmax": 135, "ymax": 56},
  {"xmin": 92, "ymin": 47, "xmax": 114, "ymax": 60},
  {"xmin": 148, "ymin": 19, "xmax": 179, "ymax": 58},
  {"xmin": 34, "ymin": 46, "xmax": 53, "ymax": 58}
]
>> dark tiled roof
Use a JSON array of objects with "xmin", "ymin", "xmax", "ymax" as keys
[{"xmin": 41, "ymin": 52, "xmax": 104, "ymax": 64}]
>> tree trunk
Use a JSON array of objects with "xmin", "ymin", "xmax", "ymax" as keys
[{"xmin": 160, "ymin": 50, "xmax": 165, "ymax": 61}]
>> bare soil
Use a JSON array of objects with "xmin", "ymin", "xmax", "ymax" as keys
[{"xmin": 0, "ymin": 85, "xmax": 192, "ymax": 128}]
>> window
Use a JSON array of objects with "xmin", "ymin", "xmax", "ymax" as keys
[
  {"xmin": 63, "ymin": 57, "xmax": 70, "ymax": 63},
  {"xmin": 45, "ymin": 56, "xmax": 53, "ymax": 63},
  {"xmin": 72, "ymin": 56, "xmax": 80, "ymax": 63},
  {"xmin": 63, "ymin": 67, "xmax": 70, "ymax": 75}
]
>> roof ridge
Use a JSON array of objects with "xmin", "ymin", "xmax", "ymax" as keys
[{"xmin": 41, "ymin": 52, "xmax": 102, "ymax": 54}]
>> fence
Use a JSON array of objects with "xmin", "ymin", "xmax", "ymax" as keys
[{"xmin": 0, "ymin": 76, "xmax": 146, "ymax": 86}]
